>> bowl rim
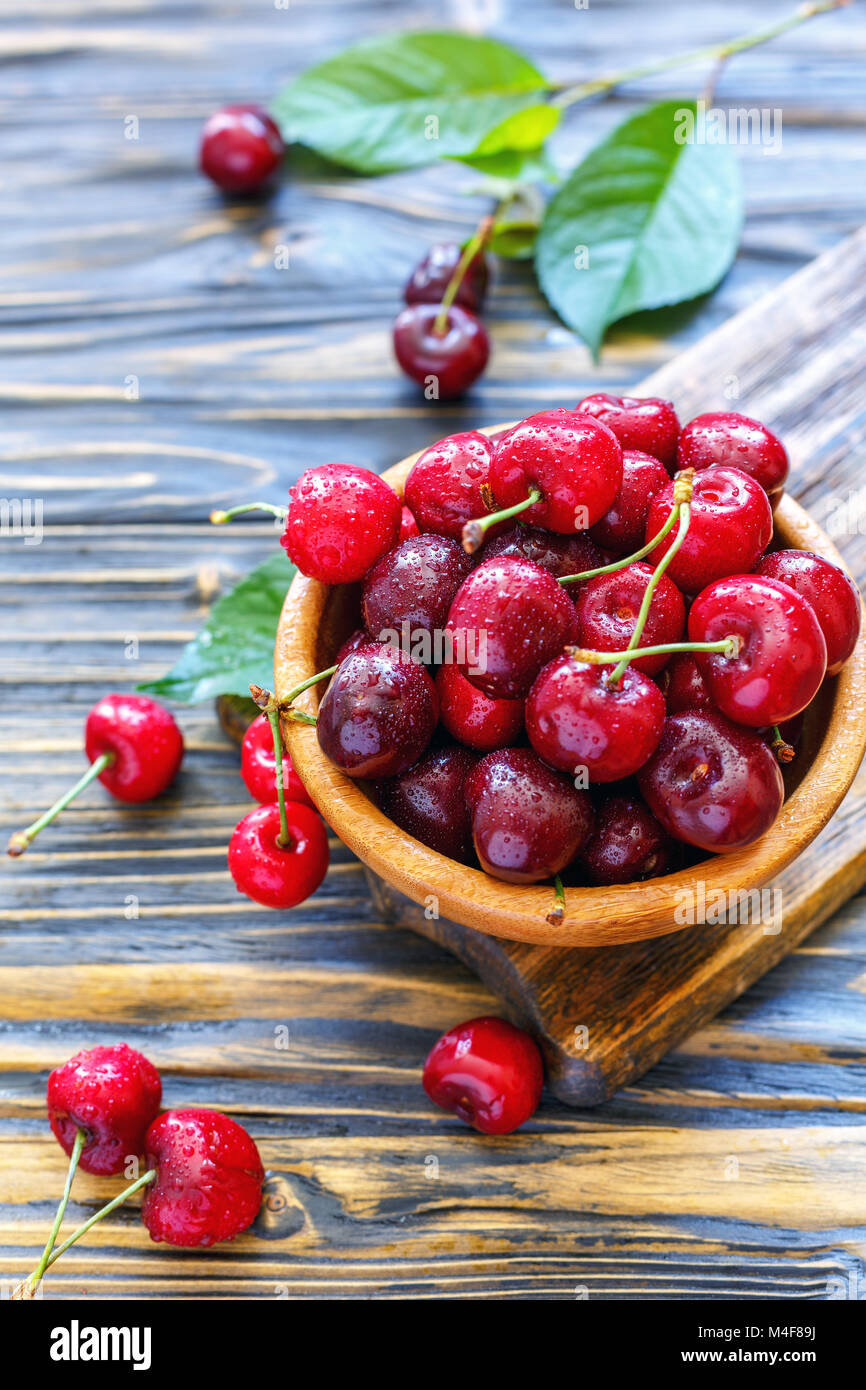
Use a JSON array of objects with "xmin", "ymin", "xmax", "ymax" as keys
[{"xmin": 276, "ymin": 427, "xmax": 866, "ymax": 947}]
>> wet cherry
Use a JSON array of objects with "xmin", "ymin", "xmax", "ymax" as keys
[
  {"xmin": 465, "ymin": 748, "xmax": 594, "ymax": 883},
  {"xmin": 677, "ymin": 411, "xmax": 789, "ymax": 504},
  {"xmin": 662, "ymin": 652, "xmax": 714, "ymax": 714},
  {"xmin": 141, "ymin": 1109, "xmax": 264, "ymax": 1247},
  {"xmin": 393, "ymin": 303, "xmax": 490, "ymax": 398},
  {"xmin": 580, "ymin": 794, "xmax": 672, "ymax": 885},
  {"xmin": 228, "ymin": 801, "xmax": 329, "ymax": 908},
  {"xmin": 376, "ymin": 744, "xmax": 479, "ymax": 863},
  {"xmin": 644, "ymin": 466, "xmax": 772, "ymax": 593},
  {"xmin": 574, "ymin": 561, "xmax": 686, "ymax": 676},
  {"xmin": 362, "ymin": 534, "xmax": 472, "ymax": 642},
  {"xmin": 404, "ymin": 430, "xmax": 498, "ymax": 542},
  {"xmin": 482, "ymin": 523, "xmax": 608, "ymax": 579},
  {"xmin": 754, "ymin": 549, "xmax": 861, "ymax": 676},
  {"xmin": 576, "ymin": 392, "xmax": 680, "ymax": 469},
  {"xmin": 281, "ymin": 463, "xmax": 401, "ymax": 585},
  {"xmin": 47, "ymin": 1044, "xmax": 162, "ymax": 1177},
  {"xmin": 398, "ymin": 505, "xmax": 420, "ymax": 542},
  {"xmin": 589, "ymin": 449, "xmax": 672, "ymax": 554},
  {"xmin": 316, "ymin": 643, "xmax": 439, "ymax": 778},
  {"xmin": 486, "ymin": 408, "xmax": 622, "ymax": 533},
  {"xmin": 240, "ymin": 716, "xmax": 313, "ymax": 807},
  {"xmin": 435, "ymin": 658, "xmax": 524, "ymax": 753}
]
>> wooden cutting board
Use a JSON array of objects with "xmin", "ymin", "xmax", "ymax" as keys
[{"xmin": 367, "ymin": 225, "xmax": 866, "ymax": 1107}]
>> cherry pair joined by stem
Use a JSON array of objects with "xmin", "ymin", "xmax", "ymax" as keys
[{"xmin": 395, "ymin": 224, "xmax": 493, "ymax": 398}]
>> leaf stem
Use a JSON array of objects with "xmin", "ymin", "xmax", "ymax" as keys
[
  {"xmin": 433, "ymin": 216, "xmax": 494, "ymax": 336},
  {"xmin": 551, "ymin": 1, "xmax": 847, "ymax": 110},
  {"xmin": 7, "ymin": 752, "xmax": 113, "ymax": 857}
]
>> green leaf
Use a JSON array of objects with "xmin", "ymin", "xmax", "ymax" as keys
[
  {"xmin": 271, "ymin": 31, "xmax": 551, "ymax": 174},
  {"xmin": 138, "ymin": 551, "xmax": 294, "ymax": 705},
  {"xmin": 534, "ymin": 99, "xmax": 743, "ymax": 357}
]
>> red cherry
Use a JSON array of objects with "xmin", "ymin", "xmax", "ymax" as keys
[
  {"xmin": 644, "ymin": 466, "xmax": 773, "ymax": 593},
  {"xmin": 447, "ymin": 555, "xmax": 577, "ymax": 699},
  {"xmin": 576, "ymin": 392, "xmax": 680, "ymax": 468},
  {"xmin": 526, "ymin": 655, "xmax": 666, "ymax": 783},
  {"xmin": 663, "ymin": 652, "xmax": 714, "ymax": 714},
  {"xmin": 689, "ymin": 574, "xmax": 827, "ymax": 726},
  {"xmin": 574, "ymin": 561, "xmax": 686, "ymax": 676},
  {"xmin": 377, "ymin": 744, "xmax": 479, "ymax": 863},
  {"xmin": 47, "ymin": 1045, "xmax": 162, "ymax": 1177},
  {"xmin": 754, "ymin": 549, "xmax": 861, "ymax": 676},
  {"xmin": 334, "ymin": 627, "xmax": 368, "ymax": 664},
  {"xmin": 141, "ymin": 1109, "xmax": 264, "ymax": 1247},
  {"xmin": 422, "ymin": 1016, "xmax": 543, "ymax": 1135},
  {"xmin": 580, "ymin": 794, "xmax": 672, "ymax": 885},
  {"xmin": 677, "ymin": 412, "xmax": 789, "ymax": 504},
  {"xmin": 435, "ymin": 660, "xmax": 524, "ymax": 753},
  {"xmin": 638, "ymin": 709, "xmax": 784, "ymax": 852},
  {"xmin": 465, "ymin": 748, "xmax": 594, "ymax": 883},
  {"xmin": 84, "ymin": 693, "xmax": 184, "ymax": 802},
  {"xmin": 404, "ymin": 431, "xmax": 497, "ymax": 542},
  {"xmin": 281, "ymin": 463, "xmax": 401, "ymax": 584},
  {"xmin": 481, "ymin": 523, "xmax": 608, "ymax": 579},
  {"xmin": 240, "ymin": 716, "xmax": 313, "ymax": 808},
  {"xmin": 398, "ymin": 505, "xmax": 420, "ymax": 542},
  {"xmin": 393, "ymin": 303, "xmax": 489, "ymax": 399},
  {"xmin": 316, "ymin": 643, "xmax": 439, "ymax": 778},
  {"xmin": 199, "ymin": 104, "xmax": 283, "ymax": 194},
  {"xmin": 589, "ymin": 449, "xmax": 672, "ymax": 554},
  {"xmin": 489, "ymin": 408, "xmax": 622, "ymax": 533},
  {"xmin": 228, "ymin": 802, "xmax": 329, "ymax": 908},
  {"xmin": 361, "ymin": 534, "xmax": 471, "ymax": 641},
  {"xmin": 404, "ymin": 242, "xmax": 489, "ymax": 313}
]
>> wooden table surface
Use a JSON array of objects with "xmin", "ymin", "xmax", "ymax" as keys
[{"xmin": 2, "ymin": 0, "xmax": 866, "ymax": 1300}]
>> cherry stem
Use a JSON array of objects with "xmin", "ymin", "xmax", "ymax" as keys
[
  {"xmin": 22, "ymin": 1127, "xmax": 87, "ymax": 1296},
  {"xmin": 771, "ymin": 725, "xmax": 796, "ymax": 764},
  {"xmin": 462, "ymin": 489, "xmax": 543, "ymax": 554},
  {"xmin": 569, "ymin": 637, "xmax": 738, "ymax": 666},
  {"xmin": 547, "ymin": 874, "xmax": 566, "ymax": 926},
  {"xmin": 43, "ymin": 1168, "xmax": 157, "ymax": 1273},
  {"xmin": 7, "ymin": 751, "xmax": 114, "ymax": 857},
  {"xmin": 608, "ymin": 481, "xmax": 694, "ymax": 685},
  {"xmin": 558, "ymin": 470, "xmax": 695, "ymax": 587},
  {"xmin": 551, "ymin": 1, "xmax": 846, "ymax": 110},
  {"xmin": 267, "ymin": 706, "xmax": 292, "ymax": 848},
  {"xmin": 433, "ymin": 215, "xmax": 494, "ymax": 337},
  {"xmin": 210, "ymin": 502, "xmax": 287, "ymax": 525}
]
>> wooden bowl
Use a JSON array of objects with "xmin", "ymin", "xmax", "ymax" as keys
[{"xmin": 276, "ymin": 431, "xmax": 866, "ymax": 948}]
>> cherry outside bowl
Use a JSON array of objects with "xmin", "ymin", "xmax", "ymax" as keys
[{"xmin": 276, "ymin": 427, "xmax": 866, "ymax": 948}]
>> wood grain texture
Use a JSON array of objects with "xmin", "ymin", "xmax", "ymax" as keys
[{"xmin": 3, "ymin": 0, "xmax": 866, "ymax": 1301}]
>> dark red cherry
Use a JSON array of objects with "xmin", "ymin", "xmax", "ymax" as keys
[
  {"xmin": 677, "ymin": 412, "xmax": 789, "ymax": 505},
  {"xmin": 580, "ymin": 794, "xmax": 672, "ymax": 885},
  {"xmin": 526, "ymin": 655, "xmax": 666, "ymax": 783},
  {"xmin": 404, "ymin": 430, "xmax": 502, "ymax": 543},
  {"xmin": 435, "ymin": 660, "xmax": 524, "ymax": 753},
  {"xmin": 199, "ymin": 104, "xmax": 284, "ymax": 194},
  {"xmin": 393, "ymin": 303, "xmax": 489, "ymax": 399},
  {"xmin": 576, "ymin": 393, "xmax": 680, "ymax": 469},
  {"xmin": 481, "ymin": 524, "xmax": 608, "ymax": 579},
  {"xmin": 362, "ymin": 534, "xmax": 472, "ymax": 643},
  {"xmin": 423, "ymin": 1016, "xmax": 543, "ymax": 1135},
  {"xmin": 689, "ymin": 574, "xmax": 827, "ymax": 726},
  {"xmin": 281, "ymin": 463, "xmax": 401, "ymax": 584},
  {"xmin": 316, "ymin": 643, "xmax": 439, "ymax": 779},
  {"xmin": 399, "ymin": 505, "xmax": 420, "ymax": 542},
  {"xmin": 662, "ymin": 652, "xmax": 714, "ymax": 714},
  {"xmin": 446, "ymin": 555, "xmax": 577, "ymax": 699},
  {"xmin": 489, "ymin": 409, "xmax": 622, "ymax": 532},
  {"xmin": 404, "ymin": 242, "xmax": 489, "ymax": 313},
  {"xmin": 465, "ymin": 748, "xmax": 594, "ymax": 884},
  {"xmin": 638, "ymin": 709, "xmax": 784, "ymax": 852},
  {"xmin": 334, "ymin": 627, "xmax": 368, "ymax": 665},
  {"xmin": 574, "ymin": 561, "xmax": 686, "ymax": 676},
  {"xmin": 644, "ymin": 466, "xmax": 772, "ymax": 594},
  {"xmin": 754, "ymin": 550, "xmax": 861, "ymax": 676},
  {"xmin": 589, "ymin": 449, "xmax": 672, "ymax": 554},
  {"xmin": 377, "ymin": 744, "xmax": 479, "ymax": 863}
]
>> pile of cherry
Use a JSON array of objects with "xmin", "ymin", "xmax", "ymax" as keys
[{"xmin": 261, "ymin": 397, "xmax": 861, "ymax": 906}]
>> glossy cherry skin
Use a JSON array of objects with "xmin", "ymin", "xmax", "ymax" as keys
[
  {"xmin": 662, "ymin": 652, "xmax": 714, "ymax": 714},
  {"xmin": 377, "ymin": 744, "xmax": 479, "ymax": 863},
  {"xmin": 526, "ymin": 656, "xmax": 666, "ymax": 783},
  {"xmin": 84, "ymin": 694, "xmax": 184, "ymax": 802},
  {"xmin": 316, "ymin": 643, "xmax": 438, "ymax": 778},
  {"xmin": 281, "ymin": 463, "xmax": 401, "ymax": 585},
  {"xmin": 435, "ymin": 659, "xmax": 524, "ymax": 753},
  {"xmin": 398, "ymin": 505, "xmax": 420, "ymax": 542},
  {"xmin": 638, "ymin": 709, "xmax": 784, "ymax": 852},
  {"xmin": 754, "ymin": 550, "xmax": 861, "ymax": 676},
  {"xmin": 589, "ymin": 449, "xmax": 672, "ymax": 554},
  {"xmin": 393, "ymin": 303, "xmax": 490, "ymax": 399},
  {"xmin": 334, "ymin": 627, "xmax": 368, "ymax": 665},
  {"xmin": 574, "ymin": 561, "xmax": 686, "ymax": 676},
  {"xmin": 228, "ymin": 802, "xmax": 329, "ymax": 909},
  {"xmin": 362, "ymin": 534, "xmax": 472, "ymax": 641},
  {"xmin": 47, "ymin": 1045, "xmax": 162, "ymax": 1177},
  {"xmin": 199, "ymin": 104, "xmax": 284, "ymax": 194},
  {"xmin": 141, "ymin": 1109, "xmax": 264, "ymax": 1248},
  {"xmin": 677, "ymin": 412, "xmax": 789, "ymax": 504},
  {"xmin": 404, "ymin": 431, "xmax": 497, "ymax": 542},
  {"xmin": 580, "ymin": 794, "xmax": 672, "ymax": 885},
  {"xmin": 576, "ymin": 393, "xmax": 680, "ymax": 469},
  {"xmin": 490, "ymin": 409, "xmax": 622, "ymax": 533},
  {"xmin": 481, "ymin": 524, "xmax": 607, "ymax": 580},
  {"xmin": 447, "ymin": 555, "xmax": 577, "ymax": 700},
  {"xmin": 465, "ymin": 748, "xmax": 594, "ymax": 883},
  {"xmin": 404, "ymin": 242, "xmax": 488, "ymax": 313},
  {"xmin": 240, "ymin": 716, "xmax": 313, "ymax": 808},
  {"xmin": 423, "ymin": 1016, "xmax": 543, "ymax": 1135},
  {"xmin": 689, "ymin": 574, "xmax": 827, "ymax": 726},
  {"xmin": 644, "ymin": 466, "xmax": 773, "ymax": 594}
]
